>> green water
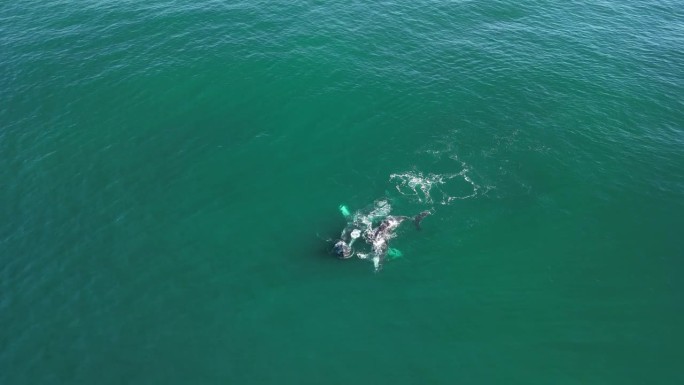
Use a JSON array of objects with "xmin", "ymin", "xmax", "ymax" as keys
[{"xmin": 2, "ymin": 1, "xmax": 683, "ymax": 383}]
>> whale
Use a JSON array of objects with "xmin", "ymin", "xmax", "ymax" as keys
[
  {"xmin": 332, "ymin": 207, "xmax": 432, "ymax": 268},
  {"xmin": 367, "ymin": 211, "xmax": 431, "ymax": 261}
]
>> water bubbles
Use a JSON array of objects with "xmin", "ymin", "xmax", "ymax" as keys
[{"xmin": 389, "ymin": 168, "xmax": 481, "ymax": 205}]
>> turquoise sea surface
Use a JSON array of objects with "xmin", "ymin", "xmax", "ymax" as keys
[{"xmin": 1, "ymin": 1, "xmax": 683, "ymax": 383}]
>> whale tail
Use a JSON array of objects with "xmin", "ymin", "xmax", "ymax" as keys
[{"xmin": 414, "ymin": 210, "xmax": 432, "ymax": 230}]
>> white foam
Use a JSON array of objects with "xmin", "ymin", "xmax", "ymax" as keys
[{"xmin": 389, "ymin": 168, "xmax": 481, "ymax": 205}]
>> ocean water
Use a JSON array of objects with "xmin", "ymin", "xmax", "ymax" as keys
[{"xmin": 1, "ymin": 1, "xmax": 683, "ymax": 383}]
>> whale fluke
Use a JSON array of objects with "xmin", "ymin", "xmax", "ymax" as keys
[{"xmin": 413, "ymin": 210, "xmax": 431, "ymax": 230}]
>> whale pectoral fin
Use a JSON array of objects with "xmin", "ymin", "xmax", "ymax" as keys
[{"xmin": 387, "ymin": 248, "xmax": 403, "ymax": 259}]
